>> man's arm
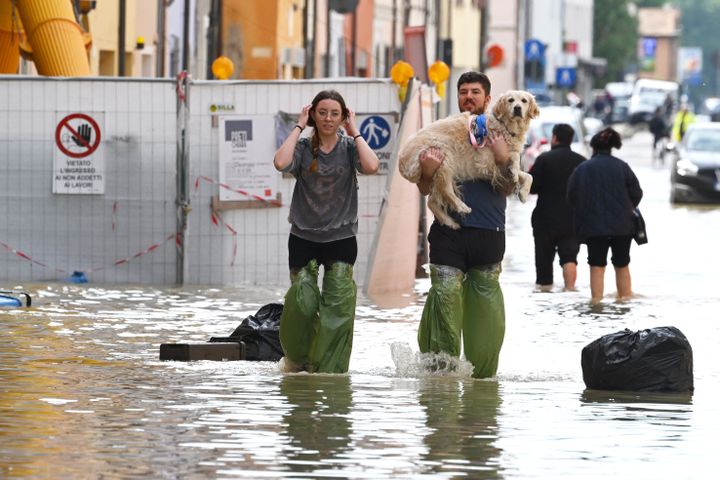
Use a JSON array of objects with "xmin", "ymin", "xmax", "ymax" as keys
[{"xmin": 417, "ymin": 147, "xmax": 445, "ymax": 195}]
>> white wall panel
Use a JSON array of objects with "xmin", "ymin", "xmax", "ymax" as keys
[{"xmin": 0, "ymin": 77, "xmax": 178, "ymax": 285}]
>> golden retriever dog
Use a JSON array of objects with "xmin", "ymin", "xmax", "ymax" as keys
[{"xmin": 398, "ymin": 90, "xmax": 539, "ymax": 229}]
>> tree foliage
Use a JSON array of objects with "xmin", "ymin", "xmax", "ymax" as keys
[
  {"xmin": 593, "ymin": 0, "xmax": 638, "ymax": 85},
  {"xmin": 674, "ymin": 0, "xmax": 720, "ymax": 99}
]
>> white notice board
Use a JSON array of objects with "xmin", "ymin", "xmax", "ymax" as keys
[{"xmin": 218, "ymin": 115, "xmax": 279, "ymax": 202}]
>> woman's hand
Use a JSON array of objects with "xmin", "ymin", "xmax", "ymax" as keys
[
  {"xmin": 344, "ymin": 108, "xmax": 359, "ymax": 137},
  {"xmin": 297, "ymin": 104, "xmax": 311, "ymax": 129}
]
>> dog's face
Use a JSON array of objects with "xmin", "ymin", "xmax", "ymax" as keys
[{"xmin": 492, "ymin": 90, "xmax": 540, "ymax": 123}]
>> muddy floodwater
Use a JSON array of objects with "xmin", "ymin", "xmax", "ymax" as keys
[{"xmin": 2, "ymin": 132, "xmax": 719, "ymax": 479}]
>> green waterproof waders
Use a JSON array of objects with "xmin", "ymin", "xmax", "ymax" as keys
[
  {"xmin": 308, "ymin": 262, "xmax": 357, "ymax": 373},
  {"xmin": 279, "ymin": 259, "xmax": 321, "ymax": 369},
  {"xmin": 463, "ymin": 266, "xmax": 505, "ymax": 378},
  {"xmin": 418, "ymin": 264, "xmax": 464, "ymax": 357}
]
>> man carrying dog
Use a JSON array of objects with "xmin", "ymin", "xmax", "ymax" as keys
[
  {"xmin": 416, "ymin": 71, "xmax": 514, "ymax": 378},
  {"xmin": 528, "ymin": 123, "xmax": 585, "ymax": 292}
]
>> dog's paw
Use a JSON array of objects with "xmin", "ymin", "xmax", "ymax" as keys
[
  {"xmin": 455, "ymin": 202, "xmax": 472, "ymax": 215},
  {"xmin": 444, "ymin": 219, "xmax": 461, "ymax": 229},
  {"xmin": 517, "ymin": 183, "xmax": 531, "ymax": 203}
]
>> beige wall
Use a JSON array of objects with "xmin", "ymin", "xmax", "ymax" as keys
[
  {"xmin": 450, "ymin": 2, "xmax": 482, "ymax": 70},
  {"xmin": 223, "ymin": 0, "xmax": 304, "ymax": 80},
  {"xmin": 88, "ymin": 0, "xmax": 158, "ymax": 77},
  {"xmin": 486, "ymin": 0, "xmax": 519, "ymax": 93}
]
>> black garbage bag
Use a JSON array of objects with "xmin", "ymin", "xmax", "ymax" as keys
[
  {"xmin": 581, "ymin": 326, "xmax": 693, "ymax": 393},
  {"xmin": 210, "ymin": 303, "xmax": 284, "ymax": 361}
]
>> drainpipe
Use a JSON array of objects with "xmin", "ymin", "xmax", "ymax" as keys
[
  {"xmin": 479, "ymin": 1, "xmax": 488, "ymax": 70},
  {"xmin": 118, "ymin": 0, "xmax": 126, "ymax": 76},
  {"xmin": 157, "ymin": 0, "xmax": 166, "ymax": 76},
  {"xmin": 182, "ymin": 0, "xmax": 190, "ymax": 71}
]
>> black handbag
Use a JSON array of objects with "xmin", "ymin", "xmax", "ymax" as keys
[{"xmin": 632, "ymin": 208, "xmax": 648, "ymax": 245}]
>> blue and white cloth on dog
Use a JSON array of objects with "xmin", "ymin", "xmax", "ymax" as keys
[{"xmin": 470, "ymin": 114, "xmax": 488, "ymax": 146}]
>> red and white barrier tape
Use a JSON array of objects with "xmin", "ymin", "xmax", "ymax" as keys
[
  {"xmin": 0, "ymin": 241, "xmax": 61, "ymax": 272},
  {"xmin": 176, "ymin": 71, "xmax": 188, "ymax": 103},
  {"xmin": 1, "ymin": 233, "xmax": 178, "ymax": 275},
  {"xmin": 108, "ymin": 233, "xmax": 178, "ymax": 269},
  {"xmin": 194, "ymin": 176, "xmax": 281, "ymax": 206},
  {"xmin": 210, "ymin": 210, "xmax": 237, "ymax": 266}
]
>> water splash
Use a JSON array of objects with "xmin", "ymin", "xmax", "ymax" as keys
[{"xmin": 390, "ymin": 342, "xmax": 474, "ymax": 378}]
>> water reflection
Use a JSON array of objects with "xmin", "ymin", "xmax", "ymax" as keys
[
  {"xmin": 581, "ymin": 389, "xmax": 693, "ymax": 407},
  {"xmin": 279, "ymin": 374, "xmax": 353, "ymax": 473},
  {"xmin": 419, "ymin": 378, "xmax": 502, "ymax": 477}
]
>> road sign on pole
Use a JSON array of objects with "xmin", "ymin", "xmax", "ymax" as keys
[{"xmin": 555, "ymin": 67, "xmax": 577, "ymax": 88}]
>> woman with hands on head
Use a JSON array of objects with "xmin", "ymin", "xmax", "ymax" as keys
[{"xmin": 273, "ymin": 89, "xmax": 379, "ymax": 374}]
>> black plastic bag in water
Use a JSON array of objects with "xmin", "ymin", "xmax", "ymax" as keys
[
  {"xmin": 210, "ymin": 303, "xmax": 284, "ymax": 361},
  {"xmin": 581, "ymin": 326, "xmax": 693, "ymax": 393}
]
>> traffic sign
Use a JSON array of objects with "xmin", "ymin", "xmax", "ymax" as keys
[
  {"xmin": 359, "ymin": 115, "xmax": 391, "ymax": 150},
  {"xmin": 525, "ymin": 39, "xmax": 545, "ymax": 61},
  {"xmin": 555, "ymin": 67, "xmax": 577, "ymax": 88}
]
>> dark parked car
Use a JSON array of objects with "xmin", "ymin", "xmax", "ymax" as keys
[
  {"xmin": 699, "ymin": 97, "xmax": 720, "ymax": 122},
  {"xmin": 670, "ymin": 123, "xmax": 720, "ymax": 203}
]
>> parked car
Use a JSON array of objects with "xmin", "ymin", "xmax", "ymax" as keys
[
  {"xmin": 522, "ymin": 106, "xmax": 590, "ymax": 171},
  {"xmin": 699, "ymin": 97, "xmax": 720, "ymax": 122},
  {"xmin": 628, "ymin": 78, "xmax": 679, "ymax": 125},
  {"xmin": 604, "ymin": 82, "xmax": 634, "ymax": 124},
  {"xmin": 670, "ymin": 123, "xmax": 720, "ymax": 203}
]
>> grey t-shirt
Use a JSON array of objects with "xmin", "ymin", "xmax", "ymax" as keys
[{"xmin": 282, "ymin": 134, "xmax": 361, "ymax": 242}]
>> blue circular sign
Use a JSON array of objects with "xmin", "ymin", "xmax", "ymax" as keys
[{"xmin": 359, "ymin": 116, "xmax": 391, "ymax": 149}]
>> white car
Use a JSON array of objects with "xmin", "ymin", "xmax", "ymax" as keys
[{"xmin": 521, "ymin": 106, "xmax": 590, "ymax": 171}]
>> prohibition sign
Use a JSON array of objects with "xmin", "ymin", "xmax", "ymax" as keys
[{"xmin": 55, "ymin": 113, "xmax": 101, "ymax": 158}]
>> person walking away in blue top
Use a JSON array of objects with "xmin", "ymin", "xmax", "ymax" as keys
[
  {"xmin": 273, "ymin": 90, "xmax": 380, "ymax": 373},
  {"xmin": 567, "ymin": 127, "xmax": 643, "ymax": 303},
  {"xmin": 529, "ymin": 123, "xmax": 586, "ymax": 292},
  {"xmin": 414, "ymin": 71, "xmax": 513, "ymax": 378}
]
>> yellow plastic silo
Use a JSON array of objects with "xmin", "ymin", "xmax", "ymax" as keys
[{"xmin": 15, "ymin": 0, "xmax": 90, "ymax": 76}]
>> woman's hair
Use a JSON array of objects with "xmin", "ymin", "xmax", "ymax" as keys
[
  {"xmin": 590, "ymin": 127, "xmax": 622, "ymax": 153},
  {"xmin": 307, "ymin": 90, "xmax": 348, "ymax": 162}
]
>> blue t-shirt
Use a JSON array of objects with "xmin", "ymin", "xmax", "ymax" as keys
[{"xmin": 449, "ymin": 180, "xmax": 506, "ymax": 231}]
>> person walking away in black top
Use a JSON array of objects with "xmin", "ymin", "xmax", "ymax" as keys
[
  {"xmin": 567, "ymin": 127, "xmax": 643, "ymax": 304},
  {"xmin": 529, "ymin": 123, "xmax": 586, "ymax": 292},
  {"xmin": 648, "ymin": 107, "xmax": 668, "ymax": 163}
]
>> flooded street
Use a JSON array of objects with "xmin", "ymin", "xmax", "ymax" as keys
[{"xmin": 2, "ymin": 131, "xmax": 719, "ymax": 479}]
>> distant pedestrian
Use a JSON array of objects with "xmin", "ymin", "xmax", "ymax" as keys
[
  {"xmin": 529, "ymin": 123, "xmax": 586, "ymax": 292},
  {"xmin": 671, "ymin": 102, "xmax": 696, "ymax": 142},
  {"xmin": 567, "ymin": 127, "xmax": 643, "ymax": 303},
  {"xmin": 648, "ymin": 107, "xmax": 668, "ymax": 161}
]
